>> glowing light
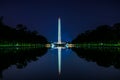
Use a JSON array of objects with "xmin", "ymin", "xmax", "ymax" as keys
[
  {"xmin": 51, "ymin": 43, "xmax": 55, "ymax": 49},
  {"xmin": 65, "ymin": 43, "xmax": 69, "ymax": 48},
  {"xmin": 16, "ymin": 43, "xmax": 19, "ymax": 46},
  {"xmin": 45, "ymin": 44, "xmax": 51, "ymax": 48}
]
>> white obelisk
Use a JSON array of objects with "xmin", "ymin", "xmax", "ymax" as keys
[{"xmin": 58, "ymin": 17, "xmax": 61, "ymax": 44}]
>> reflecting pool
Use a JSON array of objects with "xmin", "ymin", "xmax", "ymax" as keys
[{"xmin": 0, "ymin": 47, "xmax": 120, "ymax": 80}]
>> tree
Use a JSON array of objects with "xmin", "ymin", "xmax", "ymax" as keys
[
  {"xmin": 0, "ymin": 16, "xmax": 4, "ymax": 26},
  {"xmin": 72, "ymin": 23, "xmax": 120, "ymax": 43},
  {"xmin": 16, "ymin": 24, "xmax": 27, "ymax": 32}
]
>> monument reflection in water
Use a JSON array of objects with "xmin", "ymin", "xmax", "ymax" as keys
[{"xmin": 1, "ymin": 46, "xmax": 120, "ymax": 80}]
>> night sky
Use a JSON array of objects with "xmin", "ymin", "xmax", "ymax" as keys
[{"xmin": 0, "ymin": 0, "xmax": 120, "ymax": 42}]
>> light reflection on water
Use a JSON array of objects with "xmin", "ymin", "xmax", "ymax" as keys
[{"xmin": 0, "ymin": 47, "xmax": 120, "ymax": 80}]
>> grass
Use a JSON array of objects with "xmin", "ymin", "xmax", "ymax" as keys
[
  {"xmin": 0, "ymin": 43, "xmax": 45, "ymax": 48},
  {"xmin": 74, "ymin": 43, "xmax": 120, "ymax": 48}
]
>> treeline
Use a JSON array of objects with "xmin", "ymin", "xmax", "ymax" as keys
[
  {"xmin": 0, "ymin": 16, "xmax": 47, "ymax": 43},
  {"xmin": 72, "ymin": 23, "xmax": 120, "ymax": 43}
]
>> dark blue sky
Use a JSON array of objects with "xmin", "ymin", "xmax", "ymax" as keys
[{"xmin": 0, "ymin": 0, "xmax": 120, "ymax": 42}]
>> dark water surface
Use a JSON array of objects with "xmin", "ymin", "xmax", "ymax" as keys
[{"xmin": 0, "ymin": 47, "xmax": 120, "ymax": 80}]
